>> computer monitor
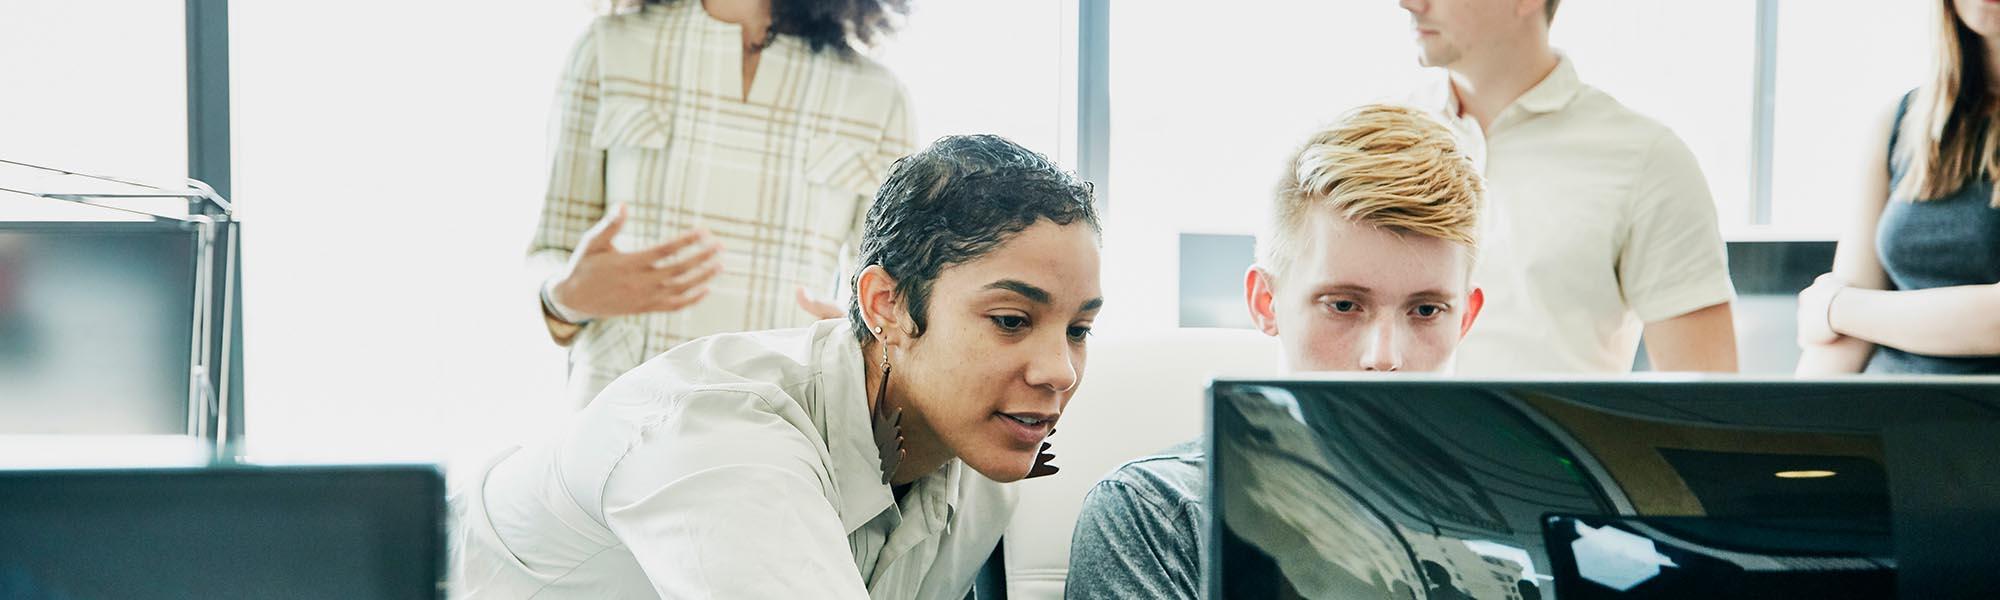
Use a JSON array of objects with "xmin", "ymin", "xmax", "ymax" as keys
[
  {"xmin": 1206, "ymin": 378, "xmax": 2000, "ymax": 599},
  {"xmin": 0, "ymin": 465, "xmax": 445, "ymax": 599},
  {"xmin": 0, "ymin": 221, "xmax": 198, "ymax": 434}
]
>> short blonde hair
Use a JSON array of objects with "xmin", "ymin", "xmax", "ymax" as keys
[{"xmin": 1258, "ymin": 103, "xmax": 1484, "ymax": 279}]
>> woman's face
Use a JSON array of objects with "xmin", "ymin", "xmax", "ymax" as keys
[
  {"xmin": 1956, "ymin": 0, "xmax": 2000, "ymax": 39},
  {"xmin": 890, "ymin": 221, "xmax": 1103, "ymax": 483}
]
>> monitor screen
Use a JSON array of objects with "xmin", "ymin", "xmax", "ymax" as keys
[
  {"xmin": 0, "ymin": 221, "xmax": 196, "ymax": 434},
  {"xmin": 1206, "ymin": 378, "xmax": 2000, "ymax": 599},
  {"xmin": 0, "ymin": 465, "xmax": 445, "ymax": 599}
]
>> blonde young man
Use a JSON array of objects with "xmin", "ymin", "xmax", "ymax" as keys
[
  {"xmin": 1063, "ymin": 104, "xmax": 1484, "ymax": 600},
  {"xmin": 1400, "ymin": 0, "xmax": 1739, "ymax": 374}
]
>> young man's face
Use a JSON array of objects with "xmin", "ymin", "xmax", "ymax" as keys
[
  {"xmin": 1246, "ymin": 211, "xmax": 1482, "ymax": 373},
  {"xmin": 1398, "ymin": 0, "xmax": 1532, "ymax": 69},
  {"xmin": 890, "ymin": 221, "xmax": 1102, "ymax": 482}
]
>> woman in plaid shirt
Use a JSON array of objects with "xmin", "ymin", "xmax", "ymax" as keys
[{"xmin": 532, "ymin": 0, "xmax": 917, "ymax": 408}]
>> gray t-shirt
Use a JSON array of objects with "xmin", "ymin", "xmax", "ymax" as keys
[{"xmin": 1064, "ymin": 441, "xmax": 1206, "ymax": 600}]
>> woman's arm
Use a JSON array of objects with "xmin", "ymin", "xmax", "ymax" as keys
[
  {"xmin": 1824, "ymin": 282, "xmax": 2000, "ymax": 356},
  {"xmin": 1797, "ymin": 102, "xmax": 1897, "ymax": 375},
  {"xmin": 529, "ymin": 25, "xmax": 609, "ymax": 345}
]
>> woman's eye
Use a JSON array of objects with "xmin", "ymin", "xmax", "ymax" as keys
[
  {"xmin": 991, "ymin": 315, "xmax": 1029, "ymax": 332},
  {"xmin": 1067, "ymin": 326, "xmax": 1092, "ymax": 343},
  {"xmin": 1411, "ymin": 304, "xmax": 1447, "ymax": 318}
]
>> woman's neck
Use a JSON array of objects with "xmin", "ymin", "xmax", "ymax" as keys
[{"xmin": 701, "ymin": 0, "xmax": 772, "ymax": 41}]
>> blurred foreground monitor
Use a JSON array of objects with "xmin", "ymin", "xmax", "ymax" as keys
[
  {"xmin": 0, "ymin": 465, "xmax": 445, "ymax": 599},
  {"xmin": 1208, "ymin": 378, "xmax": 2000, "ymax": 599}
]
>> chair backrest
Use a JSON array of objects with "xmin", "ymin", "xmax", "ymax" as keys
[{"xmin": 1002, "ymin": 327, "xmax": 1281, "ymax": 599}]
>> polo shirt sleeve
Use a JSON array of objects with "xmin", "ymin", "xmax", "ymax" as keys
[
  {"xmin": 1617, "ymin": 130, "xmax": 1736, "ymax": 323},
  {"xmin": 602, "ymin": 389, "xmax": 871, "ymax": 599}
]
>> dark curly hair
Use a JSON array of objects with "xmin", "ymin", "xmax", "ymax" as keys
[
  {"xmin": 849, "ymin": 135, "xmax": 1100, "ymax": 344},
  {"xmin": 645, "ymin": 0, "xmax": 908, "ymax": 56}
]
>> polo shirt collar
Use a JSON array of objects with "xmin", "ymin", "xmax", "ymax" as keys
[{"xmin": 1512, "ymin": 53, "xmax": 1583, "ymax": 115}]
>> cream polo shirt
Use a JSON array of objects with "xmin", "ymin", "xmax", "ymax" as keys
[
  {"xmin": 1414, "ymin": 56, "xmax": 1735, "ymax": 375},
  {"xmin": 451, "ymin": 320, "xmax": 1013, "ymax": 599}
]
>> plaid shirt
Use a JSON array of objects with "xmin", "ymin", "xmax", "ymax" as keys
[{"xmin": 531, "ymin": 1, "xmax": 914, "ymax": 406}]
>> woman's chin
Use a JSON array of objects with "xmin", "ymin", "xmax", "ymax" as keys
[{"xmin": 959, "ymin": 451, "xmax": 1034, "ymax": 483}]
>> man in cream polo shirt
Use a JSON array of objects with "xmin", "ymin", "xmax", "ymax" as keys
[{"xmin": 1399, "ymin": 0, "xmax": 1739, "ymax": 374}]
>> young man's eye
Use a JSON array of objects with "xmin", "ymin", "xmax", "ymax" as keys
[
  {"xmin": 1328, "ymin": 300, "xmax": 1361, "ymax": 313},
  {"xmin": 990, "ymin": 315, "xmax": 1029, "ymax": 332},
  {"xmin": 1411, "ymin": 304, "xmax": 1448, "ymax": 319},
  {"xmin": 1067, "ymin": 325, "xmax": 1092, "ymax": 343}
]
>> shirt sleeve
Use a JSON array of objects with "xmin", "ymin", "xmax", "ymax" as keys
[
  {"xmin": 1617, "ymin": 129, "xmax": 1736, "ymax": 323},
  {"xmin": 529, "ymin": 22, "xmax": 609, "ymax": 340},
  {"xmin": 603, "ymin": 389, "xmax": 871, "ymax": 599},
  {"xmin": 1064, "ymin": 479, "xmax": 1202, "ymax": 600}
]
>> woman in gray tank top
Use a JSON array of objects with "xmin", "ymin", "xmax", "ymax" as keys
[{"xmin": 1795, "ymin": 0, "xmax": 2000, "ymax": 376}]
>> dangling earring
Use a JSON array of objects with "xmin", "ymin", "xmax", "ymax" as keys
[
  {"xmin": 871, "ymin": 337, "xmax": 905, "ymax": 485},
  {"xmin": 1026, "ymin": 427, "xmax": 1060, "ymax": 479}
]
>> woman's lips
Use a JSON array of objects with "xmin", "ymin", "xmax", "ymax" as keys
[{"xmin": 994, "ymin": 412, "xmax": 1053, "ymax": 447}]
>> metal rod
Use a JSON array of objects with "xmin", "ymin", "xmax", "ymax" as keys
[
  {"xmin": 1750, "ymin": 0, "xmax": 1781, "ymax": 226},
  {"xmin": 216, "ymin": 223, "xmax": 239, "ymax": 459},
  {"xmin": 1077, "ymin": 0, "xmax": 1111, "ymax": 208}
]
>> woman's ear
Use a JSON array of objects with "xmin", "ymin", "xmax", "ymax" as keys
[{"xmin": 855, "ymin": 265, "xmax": 903, "ymax": 341}]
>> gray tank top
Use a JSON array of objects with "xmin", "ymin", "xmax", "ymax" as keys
[{"xmin": 1865, "ymin": 92, "xmax": 2000, "ymax": 374}]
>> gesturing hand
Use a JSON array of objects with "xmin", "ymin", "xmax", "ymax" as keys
[
  {"xmin": 795, "ymin": 286, "xmax": 845, "ymax": 320},
  {"xmin": 551, "ymin": 205, "xmax": 724, "ymax": 320}
]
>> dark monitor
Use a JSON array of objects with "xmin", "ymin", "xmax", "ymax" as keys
[
  {"xmin": 0, "ymin": 465, "xmax": 445, "ymax": 599},
  {"xmin": 1206, "ymin": 378, "xmax": 2000, "ymax": 599}
]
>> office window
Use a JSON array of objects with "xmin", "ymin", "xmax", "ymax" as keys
[
  {"xmin": 232, "ymin": 2, "xmax": 1074, "ymax": 466},
  {"xmin": 1103, "ymin": 1, "xmax": 1431, "ymax": 330},
  {"xmin": 1552, "ymin": 0, "xmax": 1756, "ymax": 235},
  {"xmin": 231, "ymin": 1, "xmax": 599, "ymax": 464},
  {"xmin": 0, "ymin": 1, "xmax": 188, "ymax": 217},
  {"xmin": 1769, "ymin": 1, "xmax": 1929, "ymax": 235},
  {"xmin": 873, "ymin": 1, "xmax": 1076, "ymax": 167},
  {"xmin": 0, "ymin": 2, "xmax": 197, "ymax": 437}
]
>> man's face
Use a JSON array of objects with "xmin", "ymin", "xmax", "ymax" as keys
[
  {"xmin": 1246, "ymin": 211, "xmax": 1481, "ymax": 373},
  {"xmin": 1398, "ymin": 0, "xmax": 1525, "ymax": 69},
  {"xmin": 890, "ymin": 221, "xmax": 1103, "ymax": 483}
]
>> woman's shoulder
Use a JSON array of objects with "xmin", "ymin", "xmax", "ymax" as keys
[
  {"xmin": 586, "ymin": 329, "xmax": 838, "ymax": 473},
  {"xmin": 592, "ymin": 1, "xmax": 679, "ymax": 33},
  {"xmin": 828, "ymin": 49, "xmax": 903, "ymax": 88}
]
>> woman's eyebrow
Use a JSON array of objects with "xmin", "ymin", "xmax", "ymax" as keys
[
  {"xmin": 984, "ymin": 279, "xmax": 1051, "ymax": 304},
  {"xmin": 986, "ymin": 279, "xmax": 1101, "ymax": 312}
]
